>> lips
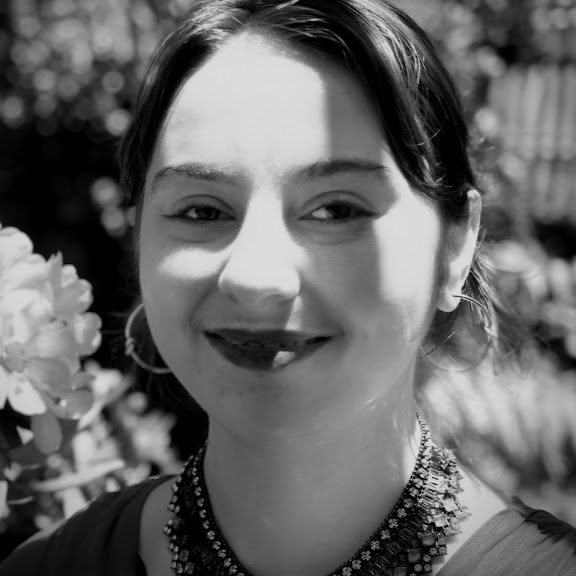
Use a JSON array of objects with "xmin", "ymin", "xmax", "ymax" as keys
[
  {"xmin": 203, "ymin": 329, "xmax": 332, "ymax": 371},
  {"xmin": 206, "ymin": 329, "xmax": 329, "ymax": 351}
]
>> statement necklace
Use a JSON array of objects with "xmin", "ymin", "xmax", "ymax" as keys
[{"xmin": 163, "ymin": 416, "xmax": 470, "ymax": 576}]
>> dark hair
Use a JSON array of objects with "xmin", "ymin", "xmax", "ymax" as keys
[{"xmin": 119, "ymin": 0, "xmax": 534, "ymax": 384}]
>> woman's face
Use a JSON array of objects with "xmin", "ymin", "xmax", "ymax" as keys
[{"xmin": 139, "ymin": 33, "xmax": 445, "ymax": 437}]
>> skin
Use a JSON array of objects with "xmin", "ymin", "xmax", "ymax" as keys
[{"xmin": 138, "ymin": 32, "xmax": 486, "ymax": 576}]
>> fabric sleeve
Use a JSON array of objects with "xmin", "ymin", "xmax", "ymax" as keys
[
  {"xmin": 0, "ymin": 476, "xmax": 172, "ymax": 576},
  {"xmin": 438, "ymin": 497, "xmax": 576, "ymax": 576},
  {"xmin": 0, "ymin": 519, "xmax": 66, "ymax": 575}
]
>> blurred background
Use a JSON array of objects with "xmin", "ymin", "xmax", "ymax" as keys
[{"xmin": 0, "ymin": 0, "xmax": 575, "ymax": 561}]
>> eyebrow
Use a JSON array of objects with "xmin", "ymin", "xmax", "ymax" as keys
[{"xmin": 150, "ymin": 158, "xmax": 393, "ymax": 195}]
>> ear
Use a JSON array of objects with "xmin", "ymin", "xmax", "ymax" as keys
[{"xmin": 437, "ymin": 190, "xmax": 482, "ymax": 313}]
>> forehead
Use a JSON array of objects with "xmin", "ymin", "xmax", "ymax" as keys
[{"xmin": 151, "ymin": 32, "xmax": 390, "ymax": 180}]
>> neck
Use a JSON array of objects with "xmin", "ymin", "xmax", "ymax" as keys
[{"xmin": 203, "ymin": 386, "xmax": 420, "ymax": 576}]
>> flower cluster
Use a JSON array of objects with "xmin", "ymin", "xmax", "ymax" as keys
[{"xmin": 0, "ymin": 224, "xmax": 102, "ymax": 454}]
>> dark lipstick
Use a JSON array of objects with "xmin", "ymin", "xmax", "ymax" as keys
[{"xmin": 204, "ymin": 329, "xmax": 331, "ymax": 371}]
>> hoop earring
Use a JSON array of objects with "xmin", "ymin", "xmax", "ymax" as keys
[
  {"xmin": 125, "ymin": 302, "xmax": 172, "ymax": 374},
  {"xmin": 419, "ymin": 294, "xmax": 496, "ymax": 373}
]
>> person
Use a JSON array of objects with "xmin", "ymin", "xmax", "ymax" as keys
[{"xmin": 1, "ymin": 0, "xmax": 575, "ymax": 575}]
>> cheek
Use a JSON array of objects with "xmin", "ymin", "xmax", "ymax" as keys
[
  {"xmin": 337, "ymin": 202, "xmax": 441, "ymax": 342},
  {"xmin": 137, "ymin": 211, "xmax": 223, "ymax": 330},
  {"xmin": 377, "ymin": 212, "xmax": 440, "ymax": 299},
  {"xmin": 139, "ymin": 247, "xmax": 222, "ymax": 315}
]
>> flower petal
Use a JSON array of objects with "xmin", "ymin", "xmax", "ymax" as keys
[
  {"xmin": 72, "ymin": 313, "xmax": 102, "ymax": 355},
  {"xmin": 27, "ymin": 321, "xmax": 80, "ymax": 372},
  {"xmin": 47, "ymin": 255, "xmax": 79, "ymax": 290},
  {"xmin": 31, "ymin": 412, "xmax": 63, "ymax": 455},
  {"xmin": 26, "ymin": 357, "xmax": 73, "ymax": 395},
  {"xmin": 0, "ymin": 254, "xmax": 49, "ymax": 292},
  {"xmin": 0, "ymin": 290, "xmax": 53, "ymax": 344},
  {"xmin": 54, "ymin": 279, "xmax": 93, "ymax": 317},
  {"xmin": 3, "ymin": 342, "xmax": 28, "ymax": 372},
  {"xmin": 0, "ymin": 227, "xmax": 33, "ymax": 273},
  {"xmin": 8, "ymin": 377, "xmax": 47, "ymax": 415},
  {"xmin": 16, "ymin": 426, "xmax": 34, "ymax": 444},
  {"xmin": 62, "ymin": 264, "xmax": 79, "ymax": 287},
  {"xmin": 46, "ymin": 253, "xmax": 63, "ymax": 295},
  {"xmin": 85, "ymin": 362, "xmax": 127, "ymax": 403}
]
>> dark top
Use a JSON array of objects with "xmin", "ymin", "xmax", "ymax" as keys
[{"xmin": 0, "ymin": 474, "xmax": 575, "ymax": 575}]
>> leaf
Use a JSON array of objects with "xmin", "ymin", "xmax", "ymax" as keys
[
  {"xmin": 26, "ymin": 357, "xmax": 73, "ymax": 395},
  {"xmin": 57, "ymin": 388, "xmax": 94, "ymax": 419},
  {"xmin": 9, "ymin": 439, "xmax": 48, "ymax": 467},
  {"xmin": 40, "ymin": 385, "xmax": 94, "ymax": 420},
  {"xmin": 31, "ymin": 412, "xmax": 63, "ymax": 455}
]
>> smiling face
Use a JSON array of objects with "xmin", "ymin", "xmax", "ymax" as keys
[{"xmin": 138, "ymin": 32, "xmax": 445, "ymax": 437}]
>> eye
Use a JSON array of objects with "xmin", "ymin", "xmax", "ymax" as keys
[
  {"xmin": 168, "ymin": 203, "xmax": 235, "ymax": 224},
  {"xmin": 304, "ymin": 201, "xmax": 375, "ymax": 223}
]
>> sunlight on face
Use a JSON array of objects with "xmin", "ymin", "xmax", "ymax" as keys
[{"xmin": 138, "ymin": 33, "xmax": 444, "ymax": 437}]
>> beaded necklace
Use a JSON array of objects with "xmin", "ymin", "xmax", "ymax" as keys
[{"xmin": 163, "ymin": 416, "xmax": 470, "ymax": 576}]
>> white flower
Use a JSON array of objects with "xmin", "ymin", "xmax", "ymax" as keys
[
  {"xmin": 0, "ymin": 223, "xmax": 103, "ymax": 451},
  {"xmin": 84, "ymin": 361, "xmax": 127, "ymax": 402},
  {"xmin": 0, "ymin": 254, "xmax": 49, "ymax": 292},
  {"xmin": 27, "ymin": 321, "xmax": 80, "ymax": 371},
  {"xmin": 0, "ymin": 365, "xmax": 46, "ymax": 415},
  {"xmin": 48, "ymin": 254, "xmax": 93, "ymax": 317},
  {"xmin": 72, "ymin": 313, "xmax": 102, "ymax": 356},
  {"xmin": 0, "ymin": 226, "xmax": 33, "ymax": 274},
  {"xmin": 0, "ymin": 289, "xmax": 53, "ymax": 350}
]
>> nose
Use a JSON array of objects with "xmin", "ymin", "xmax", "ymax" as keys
[{"xmin": 217, "ymin": 207, "xmax": 301, "ymax": 307}]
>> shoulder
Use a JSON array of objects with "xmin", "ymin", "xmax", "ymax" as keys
[
  {"xmin": 442, "ymin": 492, "xmax": 576, "ymax": 575},
  {"xmin": 506, "ymin": 497, "xmax": 576, "ymax": 560},
  {"xmin": 0, "ymin": 475, "xmax": 174, "ymax": 576},
  {"xmin": 139, "ymin": 475, "xmax": 179, "ymax": 576},
  {"xmin": 508, "ymin": 497, "xmax": 576, "ymax": 540}
]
